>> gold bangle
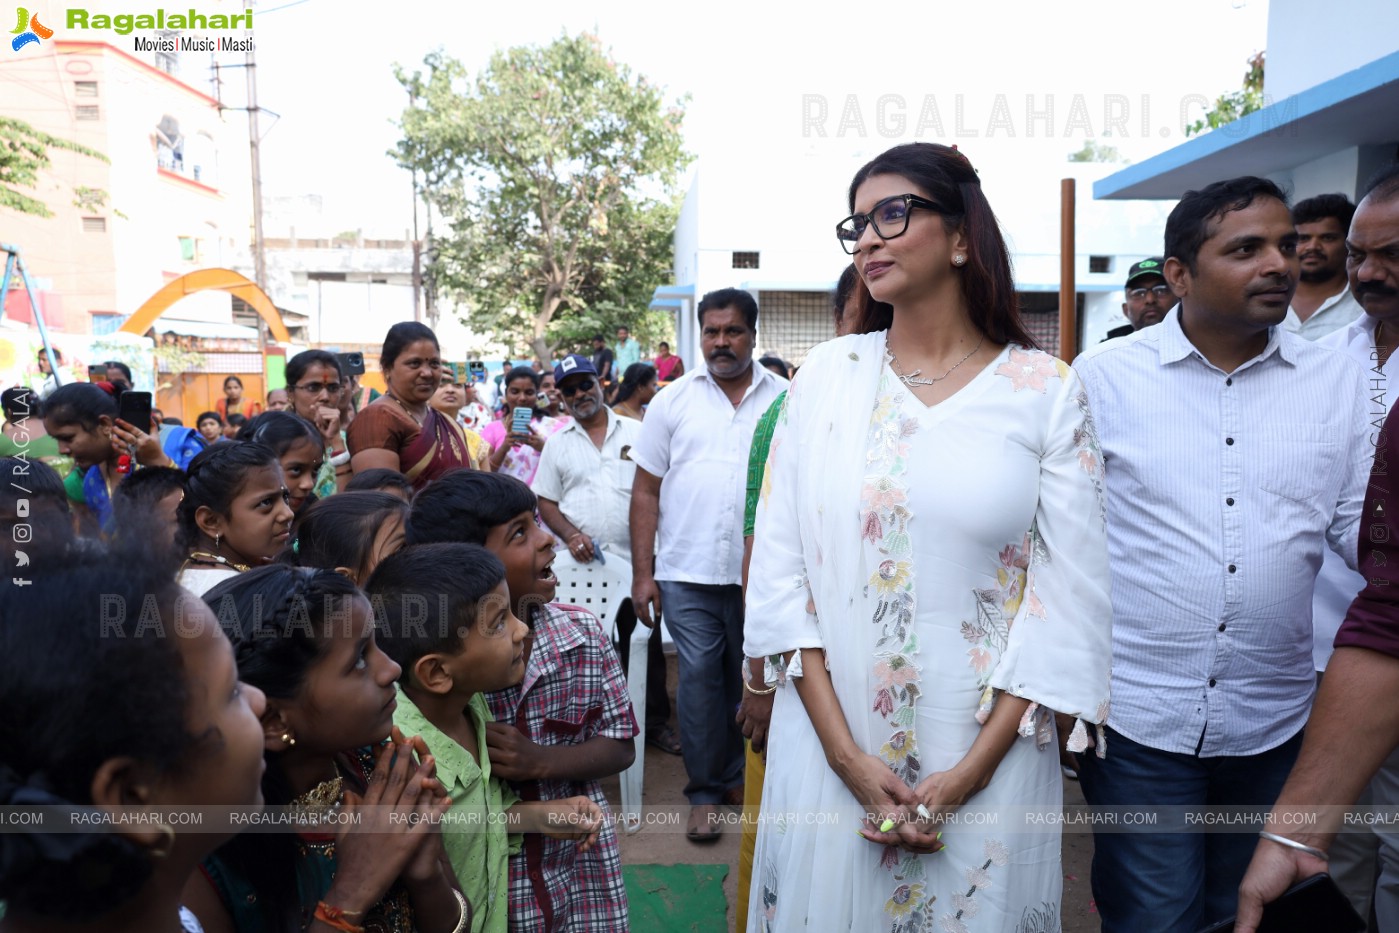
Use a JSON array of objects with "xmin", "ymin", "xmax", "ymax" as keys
[{"xmin": 741, "ymin": 665, "xmax": 776, "ymax": 696}]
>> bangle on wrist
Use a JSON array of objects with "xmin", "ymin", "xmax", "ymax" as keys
[
  {"xmin": 741, "ymin": 663, "xmax": 776, "ymax": 696},
  {"xmin": 1259, "ymin": 830, "xmax": 1329, "ymax": 861},
  {"xmin": 449, "ymin": 889, "xmax": 469, "ymax": 933},
  {"xmin": 314, "ymin": 901, "xmax": 365, "ymax": 933},
  {"xmin": 328, "ymin": 449, "xmax": 351, "ymax": 467}
]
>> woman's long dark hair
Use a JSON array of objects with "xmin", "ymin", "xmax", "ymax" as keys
[
  {"xmin": 846, "ymin": 142, "xmax": 1037, "ymax": 349},
  {"xmin": 201, "ymin": 566, "xmax": 364, "ymax": 933},
  {"xmin": 613, "ymin": 363, "xmax": 656, "ymax": 406}
]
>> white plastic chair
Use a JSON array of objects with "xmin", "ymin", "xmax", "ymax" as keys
[{"xmin": 549, "ymin": 547, "xmax": 665, "ymax": 833}]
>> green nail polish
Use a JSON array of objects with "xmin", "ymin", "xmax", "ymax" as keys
[{"xmin": 879, "ymin": 818, "xmax": 895, "ymax": 832}]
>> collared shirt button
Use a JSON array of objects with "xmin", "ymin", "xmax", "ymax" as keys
[
  {"xmin": 1218, "ymin": 623, "xmax": 1226, "ymax": 632},
  {"xmin": 1226, "ymin": 377, "xmax": 1233, "ymax": 386},
  {"xmin": 1226, "ymin": 498, "xmax": 1235, "ymax": 506},
  {"xmin": 1225, "ymin": 437, "xmax": 1234, "ymax": 445},
  {"xmin": 1228, "ymin": 564, "xmax": 1237, "ymax": 573},
  {"xmin": 1209, "ymin": 678, "xmax": 1217, "ymax": 687}
]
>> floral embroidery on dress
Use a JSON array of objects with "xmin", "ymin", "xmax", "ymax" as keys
[
  {"xmin": 1072, "ymin": 387, "xmax": 1108, "ymax": 526},
  {"xmin": 994, "ymin": 348, "xmax": 1066, "ymax": 393},
  {"xmin": 865, "ymin": 367, "xmax": 938, "ymax": 931},
  {"xmin": 757, "ymin": 860, "xmax": 780, "ymax": 932},
  {"xmin": 939, "ymin": 839, "xmax": 1011, "ymax": 933},
  {"xmin": 962, "ymin": 527, "xmax": 1051, "ymax": 724}
]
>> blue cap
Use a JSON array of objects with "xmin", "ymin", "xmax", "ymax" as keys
[{"xmin": 554, "ymin": 354, "xmax": 598, "ymax": 383}]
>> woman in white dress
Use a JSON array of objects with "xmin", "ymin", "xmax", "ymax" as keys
[{"xmin": 744, "ymin": 143, "xmax": 1112, "ymax": 933}]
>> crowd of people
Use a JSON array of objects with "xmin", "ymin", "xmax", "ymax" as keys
[{"xmin": 2, "ymin": 140, "xmax": 1399, "ymax": 933}]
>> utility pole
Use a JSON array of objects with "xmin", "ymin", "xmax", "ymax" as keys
[{"xmin": 245, "ymin": 18, "xmax": 268, "ymax": 353}]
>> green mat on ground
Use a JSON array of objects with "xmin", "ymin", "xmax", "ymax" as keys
[{"xmin": 624, "ymin": 863, "xmax": 730, "ymax": 932}]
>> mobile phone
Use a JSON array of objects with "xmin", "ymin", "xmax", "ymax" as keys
[
  {"xmin": 468, "ymin": 360, "xmax": 487, "ymax": 383},
  {"xmin": 337, "ymin": 351, "xmax": 366, "ymax": 377},
  {"xmin": 88, "ymin": 363, "xmax": 106, "ymax": 381},
  {"xmin": 117, "ymin": 391, "xmax": 153, "ymax": 434},
  {"xmin": 511, "ymin": 406, "xmax": 533, "ymax": 435},
  {"xmin": 1198, "ymin": 873, "xmax": 1364, "ymax": 932}
]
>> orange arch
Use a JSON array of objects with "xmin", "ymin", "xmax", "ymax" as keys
[{"xmin": 119, "ymin": 268, "xmax": 290, "ymax": 343}]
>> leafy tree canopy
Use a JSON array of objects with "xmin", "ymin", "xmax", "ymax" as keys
[
  {"xmin": 1186, "ymin": 51, "xmax": 1265, "ymax": 137},
  {"xmin": 393, "ymin": 34, "xmax": 691, "ymax": 361},
  {"xmin": 0, "ymin": 117, "xmax": 109, "ymax": 217}
]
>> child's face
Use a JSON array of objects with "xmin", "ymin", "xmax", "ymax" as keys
[
  {"xmin": 485, "ymin": 509, "xmax": 558, "ymax": 616},
  {"xmin": 279, "ymin": 437, "xmax": 324, "ymax": 514},
  {"xmin": 213, "ymin": 464, "xmax": 294, "ymax": 565},
  {"xmin": 281, "ymin": 595, "xmax": 402, "ymax": 750},
  {"xmin": 447, "ymin": 580, "xmax": 530, "ymax": 693},
  {"xmin": 199, "ymin": 418, "xmax": 222, "ymax": 442},
  {"xmin": 162, "ymin": 598, "xmax": 268, "ymax": 819}
]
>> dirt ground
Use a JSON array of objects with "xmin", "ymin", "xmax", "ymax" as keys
[{"xmin": 600, "ymin": 655, "xmax": 1100, "ymax": 932}]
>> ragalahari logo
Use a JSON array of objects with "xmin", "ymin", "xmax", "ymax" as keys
[{"xmin": 11, "ymin": 7, "xmax": 52, "ymax": 51}]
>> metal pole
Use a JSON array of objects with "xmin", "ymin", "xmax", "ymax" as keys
[
  {"xmin": 244, "ymin": 7, "xmax": 268, "ymax": 355},
  {"xmin": 0, "ymin": 245, "xmax": 64, "ymax": 382},
  {"xmin": 1058, "ymin": 178, "xmax": 1077, "ymax": 360}
]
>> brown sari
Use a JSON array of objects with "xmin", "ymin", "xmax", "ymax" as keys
[{"xmin": 346, "ymin": 400, "xmax": 479, "ymax": 489}]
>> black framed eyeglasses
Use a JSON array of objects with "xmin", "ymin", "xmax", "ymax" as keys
[
  {"xmin": 1127, "ymin": 285, "xmax": 1172, "ymax": 300},
  {"xmin": 836, "ymin": 194, "xmax": 942, "ymax": 255},
  {"xmin": 559, "ymin": 378, "xmax": 597, "ymax": 397},
  {"xmin": 292, "ymin": 381, "xmax": 342, "ymax": 396}
]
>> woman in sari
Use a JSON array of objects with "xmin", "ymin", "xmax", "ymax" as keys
[
  {"xmin": 654, "ymin": 341, "xmax": 684, "ymax": 382},
  {"xmin": 215, "ymin": 375, "xmax": 262, "ymax": 422},
  {"xmin": 744, "ymin": 143, "xmax": 1112, "ymax": 932},
  {"xmin": 347, "ymin": 322, "xmax": 484, "ymax": 489}
]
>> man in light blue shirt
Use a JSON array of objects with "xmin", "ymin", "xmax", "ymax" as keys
[
  {"xmin": 614, "ymin": 326, "xmax": 641, "ymax": 374},
  {"xmin": 1073, "ymin": 176, "xmax": 1371, "ymax": 933}
]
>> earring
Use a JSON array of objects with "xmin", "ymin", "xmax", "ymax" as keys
[
  {"xmin": 953, "ymin": 254, "xmax": 966, "ymax": 267},
  {"xmin": 148, "ymin": 822, "xmax": 176, "ymax": 859},
  {"xmin": 281, "ymin": 733, "xmax": 296, "ymax": 747},
  {"xmin": 214, "ymin": 532, "xmax": 221, "ymax": 550}
]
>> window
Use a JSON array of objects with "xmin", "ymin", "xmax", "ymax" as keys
[
  {"xmin": 82, "ymin": 217, "xmax": 107, "ymax": 233},
  {"xmin": 75, "ymin": 105, "xmax": 100, "ymax": 121},
  {"xmin": 91, "ymin": 312, "xmax": 125, "ymax": 336},
  {"xmin": 179, "ymin": 236, "xmax": 197, "ymax": 262},
  {"xmin": 732, "ymin": 251, "xmax": 760, "ymax": 269},
  {"xmin": 1089, "ymin": 255, "xmax": 1112, "ymax": 274},
  {"xmin": 74, "ymin": 81, "xmax": 98, "ymax": 98}
]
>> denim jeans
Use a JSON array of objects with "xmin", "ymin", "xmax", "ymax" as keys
[
  {"xmin": 655, "ymin": 580, "xmax": 745, "ymax": 804},
  {"xmin": 1077, "ymin": 726, "xmax": 1303, "ymax": 933}
]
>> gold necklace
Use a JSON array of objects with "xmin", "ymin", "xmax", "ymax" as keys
[
  {"xmin": 888, "ymin": 336, "xmax": 985, "ymax": 388},
  {"xmin": 386, "ymin": 391, "xmax": 425, "ymax": 426},
  {"xmin": 185, "ymin": 551, "xmax": 252, "ymax": 572},
  {"xmin": 289, "ymin": 776, "xmax": 344, "ymax": 822}
]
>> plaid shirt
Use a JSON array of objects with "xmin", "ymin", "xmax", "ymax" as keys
[{"xmin": 485, "ymin": 603, "xmax": 638, "ymax": 932}]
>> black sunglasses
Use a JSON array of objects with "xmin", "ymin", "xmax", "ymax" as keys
[
  {"xmin": 836, "ymin": 194, "xmax": 942, "ymax": 255},
  {"xmin": 560, "ymin": 378, "xmax": 597, "ymax": 396}
]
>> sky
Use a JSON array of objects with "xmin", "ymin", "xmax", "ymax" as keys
[{"xmin": 230, "ymin": 0, "xmax": 1271, "ymax": 237}]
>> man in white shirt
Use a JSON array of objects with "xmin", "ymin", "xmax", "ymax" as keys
[
  {"xmin": 535, "ymin": 354, "xmax": 677, "ymax": 754},
  {"xmin": 1282, "ymin": 193, "xmax": 1364, "ymax": 340},
  {"xmin": 1073, "ymin": 176, "xmax": 1371, "ymax": 933},
  {"xmin": 1259, "ymin": 174, "xmax": 1399, "ymax": 925},
  {"xmin": 630, "ymin": 287, "xmax": 787, "ymax": 842}
]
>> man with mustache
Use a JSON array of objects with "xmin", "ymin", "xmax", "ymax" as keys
[
  {"xmin": 1235, "ymin": 164, "xmax": 1399, "ymax": 933},
  {"xmin": 1072, "ymin": 176, "xmax": 1372, "ymax": 933},
  {"xmin": 1103, "ymin": 257, "xmax": 1176, "ymax": 341},
  {"xmin": 534, "ymin": 354, "xmax": 677, "ymax": 755},
  {"xmin": 629, "ymin": 287, "xmax": 787, "ymax": 843},
  {"xmin": 1282, "ymin": 193, "xmax": 1364, "ymax": 340}
]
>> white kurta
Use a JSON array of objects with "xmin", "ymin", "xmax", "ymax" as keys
[{"xmin": 745, "ymin": 333, "xmax": 1112, "ymax": 933}]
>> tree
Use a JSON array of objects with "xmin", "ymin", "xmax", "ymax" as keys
[
  {"xmin": 1186, "ymin": 51, "xmax": 1265, "ymax": 137},
  {"xmin": 0, "ymin": 117, "xmax": 109, "ymax": 216},
  {"xmin": 1067, "ymin": 140, "xmax": 1129, "ymax": 164},
  {"xmin": 393, "ymin": 34, "xmax": 690, "ymax": 361}
]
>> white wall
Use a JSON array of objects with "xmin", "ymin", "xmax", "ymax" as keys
[{"xmin": 1266, "ymin": 0, "xmax": 1399, "ymax": 100}]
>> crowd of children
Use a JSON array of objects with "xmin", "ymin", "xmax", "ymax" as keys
[{"xmin": 1, "ymin": 429, "xmax": 639, "ymax": 931}]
